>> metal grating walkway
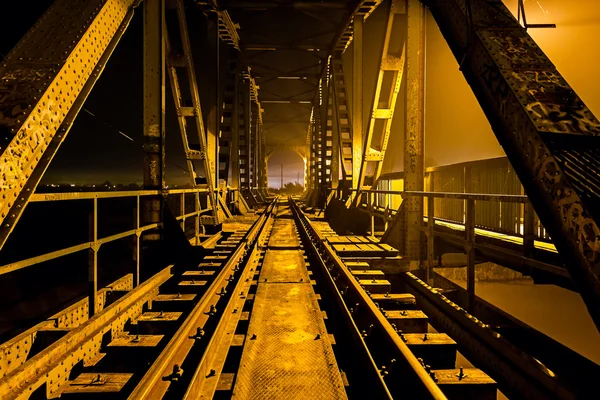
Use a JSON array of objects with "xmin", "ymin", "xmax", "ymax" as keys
[{"xmin": 232, "ymin": 207, "xmax": 347, "ymax": 399}]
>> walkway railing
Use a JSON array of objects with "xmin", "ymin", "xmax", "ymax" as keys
[
  {"xmin": 327, "ymin": 186, "xmax": 567, "ymax": 300},
  {"xmin": 0, "ymin": 188, "xmax": 214, "ymax": 282}
]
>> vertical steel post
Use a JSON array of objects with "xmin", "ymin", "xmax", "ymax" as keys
[
  {"xmin": 195, "ymin": 191, "xmax": 200, "ymax": 244},
  {"xmin": 136, "ymin": 195, "xmax": 140, "ymax": 287},
  {"xmin": 206, "ymin": 13, "xmax": 219, "ymax": 193},
  {"xmin": 231, "ymin": 71, "xmax": 241, "ymax": 190},
  {"xmin": 352, "ymin": 16, "xmax": 364, "ymax": 192},
  {"xmin": 143, "ymin": 0, "xmax": 165, "ymax": 241},
  {"xmin": 180, "ymin": 192, "xmax": 185, "ymax": 230},
  {"xmin": 330, "ymin": 76, "xmax": 340, "ymax": 189},
  {"xmin": 88, "ymin": 198, "xmax": 98, "ymax": 318},
  {"xmin": 524, "ymin": 200, "xmax": 535, "ymax": 259},
  {"xmin": 466, "ymin": 198, "xmax": 476, "ymax": 309},
  {"xmin": 370, "ymin": 191, "xmax": 375, "ymax": 237},
  {"xmin": 385, "ymin": 192, "xmax": 390, "ymax": 231},
  {"xmin": 427, "ymin": 195, "xmax": 435, "ymax": 284},
  {"xmin": 404, "ymin": 0, "xmax": 425, "ymax": 268}
]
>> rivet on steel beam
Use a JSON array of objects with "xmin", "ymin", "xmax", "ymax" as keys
[
  {"xmin": 389, "ymin": 359, "xmax": 397, "ymax": 373},
  {"xmin": 163, "ymin": 364, "xmax": 183, "ymax": 382},
  {"xmin": 219, "ymin": 287, "xmax": 227, "ymax": 295},
  {"xmin": 380, "ymin": 365, "xmax": 389, "ymax": 378},
  {"xmin": 315, "ymin": 333, "xmax": 321, "ymax": 340},
  {"xmin": 430, "ymin": 371, "xmax": 438, "ymax": 382},
  {"xmin": 456, "ymin": 366, "xmax": 467, "ymax": 381},
  {"xmin": 423, "ymin": 333, "xmax": 428, "ymax": 341},
  {"xmin": 189, "ymin": 327, "xmax": 205, "ymax": 341},
  {"xmin": 209, "ymin": 305, "xmax": 217, "ymax": 315},
  {"xmin": 91, "ymin": 373, "xmax": 103, "ymax": 384},
  {"xmin": 250, "ymin": 333, "xmax": 257, "ymax": 340}
]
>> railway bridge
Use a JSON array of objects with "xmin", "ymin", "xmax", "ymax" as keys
[{"xmin": 0, "ymin": 0, "xmax": 599, "ymax": 399}]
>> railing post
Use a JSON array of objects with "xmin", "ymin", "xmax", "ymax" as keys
[
  {"xmin": 88, "ymin": 198, "xmax": 98, "ymax": 318},
  {"xmin": 465, "ymin": 197, "xmax": 475, "ymax": 310},
  {"xmin": 370, "ymin": 191, "xmax": 375, "ymax": 237},
  {"xmin": 524, "ymin": 200, "xmax": 535, "ymax": 259},
  {"xmin": 136, "ymin": 195, "xmax": 140, "ymax": 287},
  {"xmin": 195, "ymin": 191, "xmax": 200, "ymax": 244},
  {"xmin": 180, "ymin": 192, "xmax": 185, "ymax": 230},
  {"xmin": 384, "ymin": 192, "xmax": 390, "ymax": 231},
  {"xmin": 427, "ymin": 195, "xmax": 435, "ymax": 284}
]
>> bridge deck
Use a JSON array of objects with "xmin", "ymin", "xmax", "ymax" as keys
[{"xmin": 232, "ymin": 205, "xmax": 347, "ymax": 399}]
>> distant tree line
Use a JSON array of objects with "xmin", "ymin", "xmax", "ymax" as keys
[{"xmin": 268, "ymin": 182, "xmax": 304, "ymax": 194}]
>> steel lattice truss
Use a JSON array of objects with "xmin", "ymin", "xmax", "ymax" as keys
[{"xmin": 1, "ymin": 0, "xmax": 600, "ymax": 332}]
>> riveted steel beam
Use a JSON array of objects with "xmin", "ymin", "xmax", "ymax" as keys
[
  {"xmin": 0, "ymin": 0, "xmax": 138, "ymax": 250},
  {"xmin": 403, "ymin": 0, "xmax": 426, "ymax": 265},
  {"xmin": 423, "ymin": 0, "xmax": 600, "ymax": 330},
  {"xmin": 358, "ymin": 0, "xmax": 407, "ymax": 190}
]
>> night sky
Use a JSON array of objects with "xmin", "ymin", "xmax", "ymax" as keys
[
  {"xmin": 1, "ymin": 1, "xmax": 191, "ymax": 185},
  {"xmin": 3, "ymin": 1, "xmax": 600, "ymax": 186}
]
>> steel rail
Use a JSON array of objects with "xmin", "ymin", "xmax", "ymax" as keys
[
  {"xmin": 0, "ymin": 274, "xmax": 133, "ymax": 379},
  {"xmin": 405, "ymin": 272, "xmax": 589, "ymax": 399},
  {"xmin": 129, "ymin": 199, "xmax": 278, "ymax": 399},
  {"xmin": 290, "ymin": 198, "xmax": 447, "ymax": 399},
  {"xmin": 0, "ymin": 266, "xmax": 174, "ymax": 398},
  {"xmin": 182, "ymin": 204, "xmax": 275, "ymax": 398}
]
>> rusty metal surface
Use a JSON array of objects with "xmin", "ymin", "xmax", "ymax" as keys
[
  {"xmin": 0, "ymin": 0, "xmax": 137, "ymax": 250},
  {"xmin": 268, "ymin": 218, "xmax": 300, "ymax": 248},
  {"xmin": 405, "ymin": 272, "xmax": 596, "ymax": 399},
  {"xmin": 233, "ymin": 203, "xmax": 346, "ymax": 399},
  {"xmin": 232, "ymin": 282, "xmax": 347, "ymax": 399},
  {"xmin": 290, "ymin": 199, "xmax": 445, "ymax": 399},
  {"xmin": 261, "ymin": 250, "xmax": 308, "ymax": 283},
  {"xmin": 423, "ymin": 0, "xmax": 600, "ymax": 330},
  {"xmin": 0, "ymin": 266, "xmax": 172, "ymax": 399},
  {"xmin": 358, "ymin": 0, "xmax": 406, "ymax": 189}
]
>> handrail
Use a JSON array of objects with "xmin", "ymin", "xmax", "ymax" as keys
[
  {"xmin": 30, "ymin": 187, "xmax": 209, "ymax": 202},
  {"xmin": 290, "ymin": 198, "xmax": 447, "ymax": 400},
  {"xmin": 0, "ymin": 189, "xmax": 213, "ymax": 277},
  {"xmin": 338, "ymin": 187, "xmax": 528, "ymax": 203}
]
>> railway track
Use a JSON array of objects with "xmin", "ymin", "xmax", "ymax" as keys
[{"xmin": 0, "ymin": 197, "xmax": 594, "ymax": 399}]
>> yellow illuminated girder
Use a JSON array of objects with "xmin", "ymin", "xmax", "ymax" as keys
[
  {"xmin": 358, "ymin": 0, "xmax": 407, "ymax": 190},
  {"xmin": 165, "ymin": 0, "xmax": 218, "ymax": 221},
  {"xmin": 0, "ymin": 0, "xmax": 138, "ymax": 250}
]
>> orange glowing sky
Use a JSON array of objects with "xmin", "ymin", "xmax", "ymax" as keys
[{"xmin": 416, "ymin": 0, "xmax": 600, "ymax": 171}]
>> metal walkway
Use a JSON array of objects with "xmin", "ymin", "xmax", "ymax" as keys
[{"xmin": 232, "ymin": 205, "xmax": 347, "ymax": 399}]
